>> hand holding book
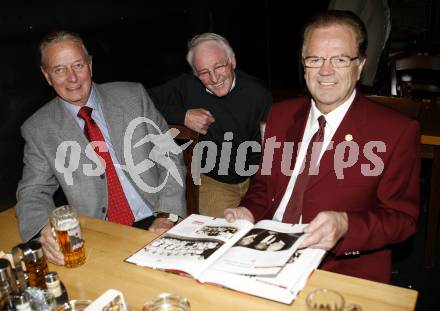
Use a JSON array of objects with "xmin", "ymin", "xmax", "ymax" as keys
[{"xmin": 126, "ymin": 214, "xmax": 325, "ymax": 304}]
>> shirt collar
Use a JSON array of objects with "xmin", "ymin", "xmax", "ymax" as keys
[
  {"xmin": 62, "ymin": 84, "xmax": 98, "ymax": 117},
  {"xmin": 310, "ymin": 89, "xmax": 356, "ymax": 132}
]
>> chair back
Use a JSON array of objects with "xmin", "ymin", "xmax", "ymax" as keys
[
  {"xmin": 365, "ymin": 95, "xmax": 422, "ymax": 120},
  {"xmin": 366, "ymin": 95, "xmax": 438, "ymax": 159},
  {"xmin": 391, "ymin": 55, "xmax": 440, "ymax": 96},
  {"xmin": 168, "ymin": 124, "xmax": 199, "ymax": 215}
]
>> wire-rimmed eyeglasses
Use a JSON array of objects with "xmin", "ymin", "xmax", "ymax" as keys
[
  {"xmin": 196, "ymin": 60, "xmax": 230, "ymax": 79},
  {"xmin": 303, "ymin": 55, "xmax": 359, "ymax": 68}
]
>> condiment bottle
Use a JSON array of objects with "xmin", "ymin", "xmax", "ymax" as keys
[
  {"xmin": 0, "ymin": 258, "xmax": 18, "ymax": 311},
  {"xmin": 44, "ymin": 272, "xmax": 68, "ymax": 308}
]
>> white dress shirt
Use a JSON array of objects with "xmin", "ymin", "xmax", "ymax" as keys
[{"xmin": 273, "ymin": 90, "xmax": 356, "ymax": 222}]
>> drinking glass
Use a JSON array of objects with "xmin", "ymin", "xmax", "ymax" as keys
[
  {"xmin": 306, "ymin": 288, "xmax": 362, "ymax": 311},
  {"xmin": 49, "ymin": 205, "xmax": 86, "ymax": 268},
  {"xmin": 143, "ymin": 293, "xmax": 190, "ymax": 311}
]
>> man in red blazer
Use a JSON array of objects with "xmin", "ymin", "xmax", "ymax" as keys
[{"xmin": 225, "ymin": 10, "xmax": 420, "ymax": 283}]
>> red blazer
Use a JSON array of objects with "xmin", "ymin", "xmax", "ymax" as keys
[{"xmin": 240, "ymin": 92, "xmax": 420, "ymax": 283}]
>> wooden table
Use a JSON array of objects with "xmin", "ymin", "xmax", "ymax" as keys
[{"xmin": 0, "ymin": 208, "xmax": 418, "ymax": 311}]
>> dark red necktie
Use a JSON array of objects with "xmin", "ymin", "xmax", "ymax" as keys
[
  {"xmin": 77, "ymin": 106, "xmax": 135, "ymax": 225},
  {"xmin": 283, "ymin": 115, "xmax": 326, "ymax": 223}
]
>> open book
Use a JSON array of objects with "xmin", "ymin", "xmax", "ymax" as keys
[{"xmin": 126, "ymin": 214, "xmax": 325, "ymax": 304}]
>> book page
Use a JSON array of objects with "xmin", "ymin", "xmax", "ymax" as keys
[
  {"xmin": 207, "ymin": 221, "xmax": 307, "ymax": 275},
  {"xmin": 199, "ymin": 248, "xmax": 326, "ymax": 304},
  {"xmin": 125, "ymin": 214, "xmax": 254, "ymax": 278},
  {"xmin": 256, "ymin": 248, "xmax": 326, "ymax": 292}
]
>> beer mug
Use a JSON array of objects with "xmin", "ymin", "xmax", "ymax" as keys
[{"xmin": 49, "ymin": 205, "xmax": 86, "ymax": 268}]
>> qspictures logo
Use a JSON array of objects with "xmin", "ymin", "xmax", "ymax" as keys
[
  {"xmin": 54, "ymin": 117, "xmax": 386, "ymax": 193},
  {"xmin": 54, "ymin": 117, "xmax": 191, "ymax": 193}
]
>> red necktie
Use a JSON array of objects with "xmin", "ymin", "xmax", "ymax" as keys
[
  {"xmin": 77, "ymin": 106, "xmax": 135, "ymax": 226},
  {"xmin": 283, "ymin": 115, "xmax": 326, "ymax": 223}
]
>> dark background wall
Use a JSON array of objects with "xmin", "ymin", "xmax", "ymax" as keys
[
  {"xmin": 0, "ymin": 0, "xmax": 328, "ymax": 208},
  {"xmin": 1, "ymin": 0, "xmax": 439, "ymax": 208}
]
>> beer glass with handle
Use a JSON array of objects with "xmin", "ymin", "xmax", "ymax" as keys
[{"xmin": 49, "ymin": 205, "xmax": 86, "ymax": 268}]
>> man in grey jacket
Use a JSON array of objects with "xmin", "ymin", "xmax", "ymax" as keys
[{"xmin": 15, "ymin": 31, "xmax": 186, "ymax": 265}]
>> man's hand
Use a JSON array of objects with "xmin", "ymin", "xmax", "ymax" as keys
[
  {"xmin": 184, "ymin": 108, "xmax": 215, "ymax": 134},
  {"xmin": 148, "ymin": 217, "xmax": 175, "ymax": 235},
  {"xmin": 300, "ymin": 211, "xmax": 348, "ymax": 250},
  {"xmin": 224, "ymin": 207, "xmax": 255, "ymax": 223},
  {"xmin": 39, "ymin": 224, "xmax": 64, "ymax": 265}
]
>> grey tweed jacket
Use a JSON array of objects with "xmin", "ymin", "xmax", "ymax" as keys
[{"xmin": 15, "ymin": 82, "xmax": 186, "ymax": 241}]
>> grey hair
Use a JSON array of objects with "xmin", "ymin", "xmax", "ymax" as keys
[
  {"xmin": 39, "ymin": 30, "xmax": 91, "ymax": 67},
  {"xmin": 186, "ymin": 33, "xmax": 234, "ymax": 74},
  {"xmin": 302, "ymin": 10, "xmax": 368, "ymax": 59}
]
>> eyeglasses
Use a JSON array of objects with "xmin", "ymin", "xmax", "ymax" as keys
[
  {"xmin": 196, "ymin": 61, "xmax": 230, "ymax": 79},
  {"xmin": 303, "ymin": 55, "xmax": 359, "ymax": 68}
]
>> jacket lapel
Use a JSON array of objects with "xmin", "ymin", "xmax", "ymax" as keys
[
  {"xmin": 306, "ymin": 92, "xmax": 368, "ymax": 190},
  {"xmin": 95, "ymin": 86, "xmax": 126, "ymax": 164},
  {"xmin": 275, "ymin": 98, "xmax": 311, "ymax": 199},
  {"xmin": 53, "ymin": 98, "xmax": 89, "ymax": 149}
]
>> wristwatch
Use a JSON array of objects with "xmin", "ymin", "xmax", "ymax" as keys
[{"xmin": 154, "ymin": 212, "xmax": 180, "ymax": 224}]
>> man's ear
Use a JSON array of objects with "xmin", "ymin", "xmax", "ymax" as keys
[
  {"xmin": 40, "ymin": 66, "xmax": 52, "ymax": 86},
  {"xmin": 231, "ymin": 54, "xmax": 236, "ymax": 69},
  {"xmin": 357, "ymin": 58, "xmax": 367, "ymax": 80},
  {"xmin": 88, "ymin": 56, "xmax": 93, "ymax": 78}
]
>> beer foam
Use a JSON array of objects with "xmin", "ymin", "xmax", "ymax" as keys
[{"xmin": 56, "ymin": 218, "xmax": 79, "ymax": 231}]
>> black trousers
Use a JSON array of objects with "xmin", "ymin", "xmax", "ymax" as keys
[{"xmin": 132, "ymin": 215, "xmax": 156, "ymax": 230}]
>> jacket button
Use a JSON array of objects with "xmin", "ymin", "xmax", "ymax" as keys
[{"xmin": 100, "ymin": 174, "xmax": 105, "ymax": 179}]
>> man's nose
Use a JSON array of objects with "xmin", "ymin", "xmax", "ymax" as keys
[
  {"xmin": 66, "ymin": 67, "xmax": 78, "ymax": 82},
  {"xmin": 208, "ymin": 70, "xmax": 218, "ymax": 83},
  {"xmin": 318, "ymin": 59, "xmax": 335, "ymax": 75}
]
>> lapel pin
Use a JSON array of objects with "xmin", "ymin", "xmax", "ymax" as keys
[{"xmin": 345, "ymin": 134, "xmax": 353, "ymax": 141}]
